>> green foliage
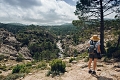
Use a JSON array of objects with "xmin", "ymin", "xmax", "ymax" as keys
[
  {"xmin": 26, "ymin": 62, "xmax": 32, "ymax": 67},
  {"xmin": 73, "ymin": 34, "xmax": 79, "ymax": 45},
  {"xmin": 0, "ymin": 55, "xmax": 7, "ymax": 61},
  {"xmin": 112, "ymin": 50, "xmax": 120, "ymax": 59},
  {"xmin": 79, "ymin": 52, "xmax": 88, "ymax": 58},
  {"xmin": 69, "ymin": 58, "xmax": 75, "ymax": 63},
  {"xmin": 44, "ymin": 23, "xmax": 78, "ymax": 36},
  {"xmin": 16, "ymin": 53, "xmax": 24, "ymax": 62},
  {"xmin": 0, "ymin": 64, "xmax": 7, "ymax": 71},
  {"xmin": 3, "ymin": 73, "xmax": 25, "ymax": 80},
  {"xmin": 0, "ymin": 23, "xmax": 26, "ymax": 34},
  {"xmin": 12, "ymin": 64, "xmax": 23, "ymax": 73},
  {"xmin": 16, "ymin": 26, "xmax": 59, "ymax": 61},
  {"xmin": 73, "ymin": 49, "xmax": 78, "ymax": 57},
  {"xmin": 36, "ymin": 61, "xmax": 47, "ymax": 70},
  {"xmin": 12, "ymin": 64, "xmax": 30, "ymax": 74},
  {"xmin": 50, "ymin": 59, "xmax": 66, "ymax": 76},
  {"xmin": 106, "ymin": 41, "xmax": 112, "ymax": 47},
  {"xmin": 107, "ymin": 46, "xmax": 116, "ymax": 58}
]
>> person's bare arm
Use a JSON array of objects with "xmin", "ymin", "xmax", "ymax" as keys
[{"xmin": 97, "ymin": 45, "xmax": 101, "ymax": 53}]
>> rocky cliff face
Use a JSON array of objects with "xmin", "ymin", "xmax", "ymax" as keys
[{"xmin": 0, "ymin": 28, "xmax": 32, "ymax": 60}]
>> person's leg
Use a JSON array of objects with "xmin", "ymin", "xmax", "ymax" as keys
[
  {"xmin": 93, "ymin": 58, "xmax": 97, "ymax": 70},
  {"xmin": 88, "ymin": 54, "xmax": 94, "ymax": 73},
  {"xmin": 88, "ymin": 58, "xmax": 93, "ymax": 70},
  {"xmin": 92, "ymin": 58, "xmax": 97, "ymax": 74}
]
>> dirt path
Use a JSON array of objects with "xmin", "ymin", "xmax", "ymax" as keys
[{"xmin": 22, "ymin": 59, "xmax": 120, "ymax": 80}]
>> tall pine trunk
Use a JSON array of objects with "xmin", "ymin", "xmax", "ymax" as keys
[{"xmin": 100, "ymin": 0, "xmax": 105, "ymax": 54}]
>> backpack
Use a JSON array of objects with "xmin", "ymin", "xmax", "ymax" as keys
[{"xmin": 88, "ymin": 40, "xmax": 97, "ymax": 54}]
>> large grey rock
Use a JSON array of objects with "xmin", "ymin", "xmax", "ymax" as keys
[
  {"xmin": 0, "ymin": 28, "xmax": 21, "ymax": 48},
  {"xmin": 0, "ymin": 28, "xmax": 32, "ymax": 60},
  {"xmin": 18, "ymin": 47, "xmax": 32, "ymax": 60}
]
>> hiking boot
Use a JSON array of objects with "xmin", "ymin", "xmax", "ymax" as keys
[
  {"xmin": 88, "ymin": 70, "xmax": 92, "ymax": 74},
  {"xmin": 91, "ymin": 71, "xmax": 96, "ymax": 74}
]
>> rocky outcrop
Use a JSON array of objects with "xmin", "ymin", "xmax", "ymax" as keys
[
  {"xmin": 19, "ymin": 46, "xmax": 32, "ymax": 60},
  {"xmin": 0, "ymin": 28, "xmax": 32, "ymax": 60}
]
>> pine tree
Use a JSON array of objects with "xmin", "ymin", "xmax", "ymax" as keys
[{"xmin": 74, "ymin": 0, "xmax": 120, "ymax": 54}]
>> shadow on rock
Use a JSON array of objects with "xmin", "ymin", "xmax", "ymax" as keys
[{"xmin": 97, "ymin": 76, "xmax": 113, "ymax": 80}]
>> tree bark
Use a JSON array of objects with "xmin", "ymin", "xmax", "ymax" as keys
[{"xmin": 100, "ymin": 0, "xmax": 105, "ymax": 54}]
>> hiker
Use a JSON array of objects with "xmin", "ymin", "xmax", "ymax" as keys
[{"xmin": 88, "ymin": 35, "xmax": 101, "ymax": 74}]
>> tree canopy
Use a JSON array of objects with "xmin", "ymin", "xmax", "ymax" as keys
[{"xmin": 74, "ymin": 0, "xmax": 120, "ymax": 54}]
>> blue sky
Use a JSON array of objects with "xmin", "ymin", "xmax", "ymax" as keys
[{"xmin": 0, "ymin": 0, "xmax": 117, "ymax": 25}]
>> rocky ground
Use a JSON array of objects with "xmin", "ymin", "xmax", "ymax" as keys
[
  {"xmin": 21, "ymin": 58, "xmax": 120, "ymax": 80},
  {"xmin": 0, "ymin": 28, "xmax": 120, "ymax": 80},
  {"xmin": 0, "ymin": 28, "xmax": 32, "ymax": 60}
]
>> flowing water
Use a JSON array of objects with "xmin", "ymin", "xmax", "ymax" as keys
[{"xmin": 56, "ymin": 40, "xmax": 64, "ymax": 58}]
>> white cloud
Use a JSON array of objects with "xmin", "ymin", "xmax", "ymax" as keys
[{"xmin": 0, "ymin": 0, "xmax": 78, "ymax": 25}]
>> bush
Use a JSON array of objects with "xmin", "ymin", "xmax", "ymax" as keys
[
  {"xmin": 12, "ymin": 64, "xmax": 30, "ymax": 74},
  {"xmin": 4, "ymin": 73, "xmax": 25, "ymax": 80},
  {"xmin": 26, "ymin": 62, "xmax": 32, "ymax": 67},
  {"xmin": 50, "ymin": 59, "xmax": 66, "ymax": 76},
  {"xmin": 36, "ymin": 61, "xmax": 47, "ymax": 70},
  {"xmin": 106, "ymin": 47, "xmax": 116, "ymax": 58},
  {"xmin": 0, "ymin": 64, "xmax": 7, "ymax": 71},
  {"xmin": 112, "ymin": 50, "xmax": 120, "ymax": 59},
  {"xmin": 16, "ymin": 53, "xmax": 24, "ymax": 62},
  {"xmin": 0, "ymin": 55, "xmax": 5, "ymax": 61},
  {"xmin": 69, "ymin": 58, "xmax": 75, "ymax": 63},
  {"xmin": 79, "ymin": 52, "xmax": 88, "ymax": 58},
  {"xmin": 12, "ymin": 64, "xmax": 24, "ymax": 74}
]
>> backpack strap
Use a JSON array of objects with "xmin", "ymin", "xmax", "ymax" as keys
[
  {"xmin": 90, "ymin": 40, "xmax": 97, "ymax": 50},
  {"xmin": 90, "ymin": 40, "xmax": 93, "ymax": 45}
]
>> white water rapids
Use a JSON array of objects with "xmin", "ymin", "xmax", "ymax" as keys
[{"xmin": 56, "ymin": 40, "xmax": 64, "ymax": 58}]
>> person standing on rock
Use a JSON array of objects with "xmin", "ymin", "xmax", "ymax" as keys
[{"xmin": 87, "ymin": 35, "xmax": 101, "ymax": 74}]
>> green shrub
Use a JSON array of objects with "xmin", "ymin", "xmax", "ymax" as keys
[
  {"xmin": 69, "ymin": 58, "xmax": 75, "ymax": 63},
  {"xmin": 107, "ymin": 47, "xmax": 116, "ymax": 58},
  {"xmin": 12, "ymin": 64, "xmax": 30, "ymax": 74},
  {"xmin": 79, "ymin": 52, "xmax": 88, "ymax": 58},
  {"xmin": 4, "ymin": 73, "xmax": 25, "ymax": 80},
  {"xmin": 26, "ymin": 62, "xmax": 32, "ymax": 67},
  {"xmin": 12, "ymin": 64, "xmax": 24, "ymax": 74},
  {"xmin": 50, "ymin": 59, "xmax": 66, "ymax": 76},
  {"xmin": 0, "ymin": 64, "xmax": 7, "ymax": 71},
  {"xmin": 16, "ymin": 53, "xmax": 24, "ymax": 62},
  {"xmin": 36, "ymin": 61, "xmax": 47, "ymax": 70},
  {"xmin": 0, "ymin": 55, "xmax": 5, "ymax": 61},
  {"xmin": 106, "ymin": 41, "xmax": 112, "ymax": 47},
  {"xmin": 112, "ymin": 50, "xmax": 120, "ymax": 58}
]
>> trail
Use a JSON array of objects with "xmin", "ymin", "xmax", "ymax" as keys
[{"xmin": 22, "ymin": 59, "xmax": 120, "ymax": 80}]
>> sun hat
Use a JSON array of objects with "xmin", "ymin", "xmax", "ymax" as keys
[{"xmin": 90, "ymin": 35, "xmax": 100, "ymax": 41}]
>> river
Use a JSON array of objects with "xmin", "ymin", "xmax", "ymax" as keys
[{"xmin": 56, "ymin": 40, "xmax": 64, "ymax": 58}]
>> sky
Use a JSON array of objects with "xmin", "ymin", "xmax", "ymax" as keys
[{"xmin": 0, "ymin": 0, "xmax": 117, "ymax": 25}]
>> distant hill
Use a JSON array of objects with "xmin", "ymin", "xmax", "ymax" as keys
[
  {"xmin": 0, "ymin": 22, "xmax": 78, "ymax": 36},
  {"xmin": 42, "ymin": 23, "xmax": 78, "ymax": 36},
  {"xmin": 7, "ymin": 23, "xmax": 26, "ymax": 26},
  {"xmin": 0, "ymin": 23, "xmax": 27, "ymax": 34}
]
